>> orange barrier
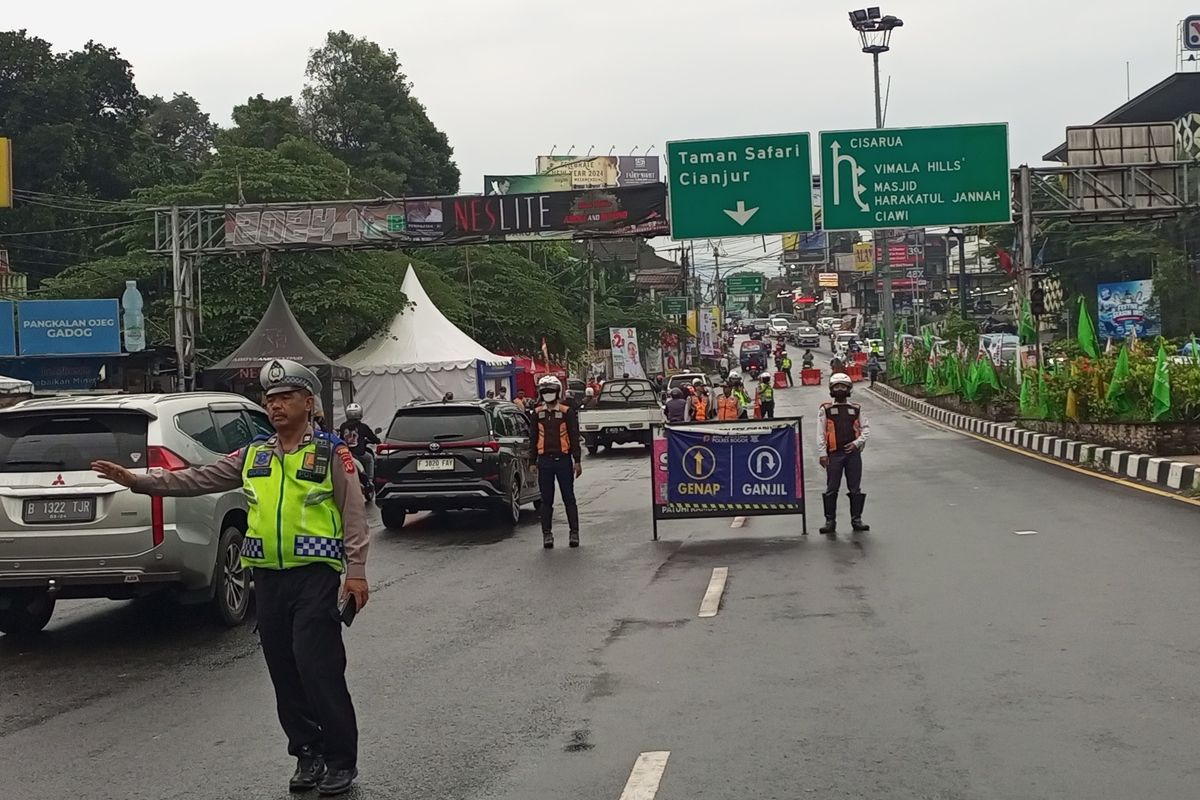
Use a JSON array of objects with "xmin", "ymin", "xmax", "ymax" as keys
[
  {"xmin": 846, "ymin": 364, "xmax": 864, "ymax": 382},
  {"xmin": 800, "ymin": 368, "xmax": 823, "ymax": 386},
  {"xmin": 853, "ymin": 352, "xmax": 868, "ymax": 366},
  {"xmin": 773, "ymin": 371, "xmax": 789, "ymax": 389}
]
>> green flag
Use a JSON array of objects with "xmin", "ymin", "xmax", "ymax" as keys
[
  {"xmin": 923, "ymin": 328, "xmax": 933, "ymax": 350},
  {"xmin": 978, "ymin": 352, "xmax": 1001, "ymax": 391},
  {"xmin": 962, "ymin": 358, "xmax": 980, "ymax": 401},
  {"xmin": 1076, "ymin": 297, "xmax": 1099, "ymax": 359},
  {"xmin": 1152, "ymin": 343, "xmax": 1171, "ymax": 422},
  {"xmin": 1105, "ymin": 345, "xmax": 1133, "ymax": 416},
  {"xmin": 1019, "ymin": 298, "xmax": 1037, "ymax": 345},
  {"xmin": 1191, "ymin": 334, "xmax": 1199, "ymax": 366},
  {"xmin": 1019, "ymin": 373, "xmax": 1033, "ymax": 414},
  {"xmin": 1036, "ymin": 371, "xmax": 1050, "ymax": 419}
]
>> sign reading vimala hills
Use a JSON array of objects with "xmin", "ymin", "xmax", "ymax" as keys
[{"xmin": 819, "ymin": 123, "xmax": 1011, "ymax": 230}]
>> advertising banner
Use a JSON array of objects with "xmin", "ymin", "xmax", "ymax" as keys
[
  {"xmin": 225, "ymin": 184, "xmax": 669, "ymax": 250},
  {"xmin": 853, "ymin": 242, "xmax": 874, "ymax": 271},
  {"xmin": 645, "ymin": 346, "xmax": 664, "ymax": 375},
  {"xmin": 782, "ymin": 231, "xmax": 828, "ymax": 264},
  {"xmin": 817, "ymin": 273, "xmax": 840, "ymax": 288},
  {"xmin": 698, "ymin": 308, "xmax": 716, "ymax": 356},
  {"xmin": 0, "ymin": 301, "xmax": 14, "ymax": 357},
  {"xmin": 536, "ymin": 155, "xmax": 661, "ymax": 188},
  {"xmin": 17, "ymin": 299, "xmax": 120, "ymax": 356},
  {"xmin": 1097, "ymin": 280, "xmax": 1161, "ymax": 339},
  {"xmin": 484, "ymin": 174, "xmax": 572, "ymax": 195},
  {"xmin": 609, "ymin": 327, "xmax": 646, "ymax": 379},
  {"xmin": 649, "ymin": 419, "xmax": 807, "ymax": 537}
]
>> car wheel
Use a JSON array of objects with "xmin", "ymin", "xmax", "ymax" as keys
[
  {"xmin": 211, "ymin": 524, "xmax": 251, "ymax": 627},
  {"xmin": 0, "ymin": 589, "xmax": 56, "ymax": 636},
  {"xmin": 496, "ymin": 473, "xmax": 521, "ymax": 526},
  {"xmin": 381, "ymin": 505, "xmax": 407, "ymax": 531}
]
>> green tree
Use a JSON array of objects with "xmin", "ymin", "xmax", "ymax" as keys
[
  {"xmin": 143, "ymin": 93, "xmax": 216, "ymax": 171},
  {"xmin": 218, "ymin": 94, "xmax": 302, "ymax": 151},
  {"xmin": 300, "ymin": 31, "xmax": 460, "ymax": 196}
]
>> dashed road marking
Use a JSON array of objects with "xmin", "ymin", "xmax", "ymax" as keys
[
  {"xmin": 698, "ymin": 567, "xmax": 729, "ymax": 618},
  {"xmin": 730, "ymin": 516, "xmax": 746, "ymax": 528},
  {"xmin": 618, "ymin": 751, "xmax": 671, "ymax": 800},
  {"xmin": 1013, "ymin": 530, "xmax": 1038, "ymax": 536}
]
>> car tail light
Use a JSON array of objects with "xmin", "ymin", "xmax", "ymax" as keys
[
  {"xmin": 481, "ymin": 440, "xmax": 501, "ymax": 453},
  {"xmin": 376, "ymin": 443, "xmax": 400, "ymax": 455},
  {"xmin": 146, "ymin": 446, "xmax": 188, "ymax": 547}
]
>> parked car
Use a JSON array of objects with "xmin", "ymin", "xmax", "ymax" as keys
[
  {"xmin": 0, "ymin": 393, "xmax": 267, "ymax": 635},
  {"xmin": 666, "ymin": 372, "xmax": 715, "ymax": 397},
  {"xmin": 579, "ymin": 378, "xmax": 661, "ymax": 455},
  {"xmin": 374, "ymin": 399, "xmax": 540, "ymax": 531}
]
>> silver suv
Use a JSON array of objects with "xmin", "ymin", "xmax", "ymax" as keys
[{"xmin": 0, "ymin": 392, "xmax": 272, "ymax": 635}]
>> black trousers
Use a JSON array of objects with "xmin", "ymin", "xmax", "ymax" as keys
[
  {"xmin": 785, "ymin": 370, "xmax": 794, "ymax": 386},
  {"xmin": 825, "ymin": 450, "xmax": 863, "ymax": 495},
  {"xmin": 254, "ymin": 564, "xmax": 358, "ymax": 770},
  {"xmin": 760, "ymin": 400, "xmax": 775, "ymax": 419},
  {"xmin": 537, "ymin": 454, "xmax": 578, "ymax": 532}
]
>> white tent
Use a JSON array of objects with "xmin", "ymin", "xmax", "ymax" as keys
[
  {"xmin": 342, "ymin": 266, "xmax": 513, "ymax": 428},
  {"xmin": 0, "ymin": 375, "xmax": 33, "ymax": 394}
]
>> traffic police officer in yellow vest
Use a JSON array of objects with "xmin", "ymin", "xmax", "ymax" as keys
[{"xmin": 92, "ymin": 359, "xmax": 370, "ymax": 796}]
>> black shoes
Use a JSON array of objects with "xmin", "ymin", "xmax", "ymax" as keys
[
  {"xmin": 543, "ymin": 530, "xmax": 554, "ymax": 549},
  {"xmin": 820, "ymin": 491, "xmax": 839, "ymax": 537},
  {"xmin": 569, "ymin": 531, "xmax": 579, "ymax": 548},
  {"xmin": 289, "ymin": 747, "xmax": 326, "ymax": 792},
  {"xmin": 849, "ymin": 493, "xmax": 869, "ymax": 532},
  {"xmin": 318, "ymin": 768, "xmax": 358, "ymax": 796}
]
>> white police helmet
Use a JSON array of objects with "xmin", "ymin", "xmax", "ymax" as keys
[
  {"xmin": 260, "ymin": 359, "xmax": 322, "ymax": 398},
  {"xmin": 829, "ymin": 372, "xmax": 853, "ymax": 390}
]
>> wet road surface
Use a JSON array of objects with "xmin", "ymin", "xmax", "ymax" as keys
[{"xmin": 5, "ymin": 354, "xmax": 1200, "ymax": 799}]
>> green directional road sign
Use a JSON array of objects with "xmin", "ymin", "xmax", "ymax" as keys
[
  {"xmin": 667, "ymin": 133, "xmax": 814, "ymax": 239},
  {"xmin": 660, "ymin": 296, "xmax": 690, "ymax": 315},
  {"xmin": 819, "ymin": 123, "xmax": 1010, "ymax": 231},
  {"xmin": 725, "ymin": 273, "xmax": 765, "ymax": 295}
]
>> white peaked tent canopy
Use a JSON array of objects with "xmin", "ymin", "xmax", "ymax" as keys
[{"xmin": 342, "ymin": 266, "xmax": 513, "ymax": 427}]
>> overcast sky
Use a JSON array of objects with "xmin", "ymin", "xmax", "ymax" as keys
[{"xmin": 11, "ymin": 0, "xmax": 1195, "ymax": 185}]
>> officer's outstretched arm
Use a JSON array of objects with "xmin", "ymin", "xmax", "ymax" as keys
[{"xmin": 124, "ymin": 451, "xmax": 246, "ymax": 497}]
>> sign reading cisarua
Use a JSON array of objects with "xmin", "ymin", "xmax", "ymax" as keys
[
  {"xmin": 18, "ymin": 299, "xmax": 121, "ymax": 356},
  {"xmin": 819, "ymin": 123, "xmax": 1010, "ymax": 230}
]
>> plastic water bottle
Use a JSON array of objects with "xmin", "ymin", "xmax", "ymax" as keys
[{"xmin": 121, "ymin": 280, "xmax": 146, "ymax": 352}]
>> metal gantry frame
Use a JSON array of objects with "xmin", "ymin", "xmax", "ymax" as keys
[{"xmin": 150, "ymin": 163, "xmax": 1196, "ymax": 389}]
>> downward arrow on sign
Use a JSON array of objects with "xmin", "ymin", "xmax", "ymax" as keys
[{"xmin": 723, "ymin": 200, "xmax": 760, "ymax": 227}]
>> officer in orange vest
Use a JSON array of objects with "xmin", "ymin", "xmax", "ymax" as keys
[
  {"xmin": 690, "ymin": 378, "xmax": 710, "ymax": 421},
  {"xmin": 816, "ymin": 372, "xmax": 871, "ymax": 537},
  {"xmin": 715, "ymin": 383, "xmax": 741, "ymax": 421},
  {"xmin": 530, "ymin": 375, "xmax": 582, "ymax": 548}
]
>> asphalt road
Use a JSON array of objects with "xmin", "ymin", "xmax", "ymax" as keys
[{"xmin": 4, "ymin": 349, "xmax": 1200, "ymax": 800}]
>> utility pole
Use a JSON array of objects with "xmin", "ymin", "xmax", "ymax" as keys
[
  {"xmin": 712, "ymin": 244, "xmax": 721, "ymax": 312},
  {"xmin": 586, "ymin": 240, "xmax": 596, "ymax": 355},
  {"xmin": 874, "ymin": 53, "xmax": 895, "ymax": 352},
  {"xmin": 1019, "ymin": 164, "xmax": 1037, "ymax": 375},
  {"xmin": 170, "ymin": 205, "xmax": 186, "ymax": 390}
]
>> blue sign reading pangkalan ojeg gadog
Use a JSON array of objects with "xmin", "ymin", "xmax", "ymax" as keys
[{"xmin": 18, "ymin": 299, "xmax": 121, "ymax": 356}]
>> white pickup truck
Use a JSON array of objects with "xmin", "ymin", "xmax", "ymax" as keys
[{"xmin": 579, "ymin": 378, "xmax": 662, "ymax": 455}]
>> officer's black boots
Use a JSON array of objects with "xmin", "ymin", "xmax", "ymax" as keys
[
  {"xmin": 543, "ymin": 529, "xmax": 554, "ymax": 549},
  {"xmin": 566, "ymin": 504, "xmax": 580, "ymax": 547},
  {"xmin": 541, "ymin": 503, "xmax": 554, "ymax": 548},
  {"xmin": 317, "ymin": 767, "xmax": 357, "ymax": 796},
  {"xmin": 849, "ymin": 492, "xmax": 870, "ymax": 532},
  {"xmin": 819, "ymin": 491, "xmax": 838, "ymax": 537},
  {"xmin": 289, "ymin": 746, "xmax": 326, "ymax": 792}
]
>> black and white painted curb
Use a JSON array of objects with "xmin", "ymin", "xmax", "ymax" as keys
[{"xmin": 871, "ymin": 383, "xmax": 1200, "ymax": 495}]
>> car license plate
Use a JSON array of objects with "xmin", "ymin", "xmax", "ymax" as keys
[
  {"xmin": 605, "ymin": 426, "xmax": 627, "ymax": 433},
  {"xmin": 23, "ymin": 497, "xmax": 96, "ymax": 524},
  {"xmin": 416, "ymin": 458, "xmax": 455, "ymax": 472}
]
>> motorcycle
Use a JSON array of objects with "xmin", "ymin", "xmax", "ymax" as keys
[{"xmin": 353, "ymin": 444, "xmax": 377, "ymax": 503}]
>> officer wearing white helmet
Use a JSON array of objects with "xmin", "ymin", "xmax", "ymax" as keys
[
  {"xmin": 816, "ymin": 371, "xmax": 871, "ymax": 537},
  {"xmin": 92, "ymin": 358, "xmax": 369, "ymax": 795},
  {"xmin": 337, "ymin": 401, "xmax": 381, "ymax": 485},
  {"xmin": 529, "ymin": 375, "xmax": 582, "ymax": 548}
]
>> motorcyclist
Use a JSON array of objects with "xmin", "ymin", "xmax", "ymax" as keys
[
  {"xmin": 336, "ymin": 403, "xmax": 381, "ymax": 486},
  {"xmin": 802, "ymin": 350, "xmax": 815, "ymax": 370},
  {"xmin": 816, "ymin": 372, "xmax": 871, "ymax": 537},
  {"xmin": 664, "ymin": 387, "xmax": 689, "ymax": 423},
  {"xmin": 530, "ymin": 376, "xmax": 582, "ymax": 548}
]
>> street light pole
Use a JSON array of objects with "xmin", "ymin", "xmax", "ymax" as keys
[{"xmin": 850, "ymin": 7, "xmax": 902, "ymax": 358}]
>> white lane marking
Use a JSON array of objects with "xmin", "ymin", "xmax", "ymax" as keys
[
  {"xmin": 698, "ymin": 567, "xmax": 729, "ymax": 618},
  {"xmin": 618, "ymin": 751, "xmax": 671, "ymax": 800},
  {"xmin": 730, "ymin": 516, "xmax": 746, "ymax": 528},
  {"xmin": 1013, "ymin": 530, "xmax": 1038, "ymax": 536}
]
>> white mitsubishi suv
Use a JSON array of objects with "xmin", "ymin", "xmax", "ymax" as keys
[{"xmin": 0, "ymin": 392, "xmax": 272, "ymax": 635}]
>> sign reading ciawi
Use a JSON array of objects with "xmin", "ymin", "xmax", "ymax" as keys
[{"xmin": 18, "ymin": 299, "xmax": 121, "ymax": 356}]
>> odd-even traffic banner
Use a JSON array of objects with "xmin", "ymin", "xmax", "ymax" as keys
[{"xmin": 650, "ymin": 419, "xmax": 807, "ymax": 539}]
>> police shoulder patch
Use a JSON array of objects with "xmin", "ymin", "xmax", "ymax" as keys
[{"xmin": 336, "ymin": 445, "xmax": 356, "ymax": 474}]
